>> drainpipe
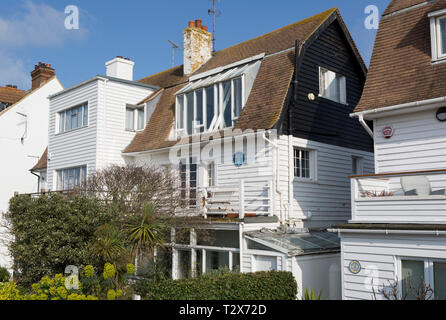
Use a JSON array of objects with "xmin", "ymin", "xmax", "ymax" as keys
[
  {"xmin": 358, "ymin": 114, "xmax": 374, "ymax": 139},
  {"xmin": 262, "ymin": 132, "xmax": 284, "ymax": 224},
  {"xmin": 30, "ymin": 170, "xmax": 40, "ymax": 193}
]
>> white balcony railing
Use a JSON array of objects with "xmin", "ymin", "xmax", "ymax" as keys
[
  {"xmin": 351, "ymin": 170, "xmax": 446, "ymax": 224},
  {"xmin": 200, "ymin": 179, "xmax": 273, "ymax": 219}
]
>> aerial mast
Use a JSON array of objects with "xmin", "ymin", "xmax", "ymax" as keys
[{"xmin": 208, "ymin": 0, "xmax": 221, "ymax": 52}]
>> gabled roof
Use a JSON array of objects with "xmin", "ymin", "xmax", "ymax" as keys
[
  {"xmin": 0, "ymin": 86, "xmax": 26, "ymax": 105},
  {"xmin": 125, "ymin": 8, "xmax": 362, "ymax": 154},
  {"xmin": 355, "ymin": 0, "xmax": 446, "ymax": 113},
  {"xmin": 31, "ymin": 147, "xmax": 48, "ymax": 171},
  {"xmin": 0, "ymin": 75, "xmax": 61, "ymax": 118}
]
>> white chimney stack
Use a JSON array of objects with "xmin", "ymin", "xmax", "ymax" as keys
[
  {"xmin": 105, "ymin": 56, "xmax": 135, "ymax": 81},
  {"xmin": 183, "ymin": 19, "xmax": 212, "ymax": 75}
]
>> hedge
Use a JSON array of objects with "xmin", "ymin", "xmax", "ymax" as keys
[{"xmin": 140, "ymin": 271, "xmax": 297, "ymax": 300}]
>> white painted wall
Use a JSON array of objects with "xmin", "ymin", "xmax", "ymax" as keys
[
  {"xmin": 47, "ymin": 78, "xmax": 155, "ymax": 190},
  {"xmin": 277, "ymin": 136, "xmax": 374, "ymax": 229},
  {"xmin": 374, "ymin": 108, "xmax": 446, "ymax": 173},
  {"xmin": 0, "ymin": 77, "xmax": 63, "ymax": 269},
  {"xmin": 340, "ymin": 232, "xmax": 446, "ymax": 300}
]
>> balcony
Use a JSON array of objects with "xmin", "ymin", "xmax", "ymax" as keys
[
  {"xmin": 351, "ymin": 170, "xmax": 446, "ymax": 224},
  {"xmin": 200, "ymin": 179, "xmax": 273, "ymax": 219}
]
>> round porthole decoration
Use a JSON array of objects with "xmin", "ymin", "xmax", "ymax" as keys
[
  {"xmin": 233, "ymin": 152, "xmax": 246, "ymax": 168},
  {"xmin": 348, "ymin": 260, "xmax": 362, "ymax": 274},
  {"xmin": 436, "ymin": 107, "xmax": 446, "ymax": 121}
]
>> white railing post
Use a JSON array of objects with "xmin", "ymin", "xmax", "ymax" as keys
[
  {"xmin": 351, "ymin": 178, "xmax": 358, "ymax": 221},
  {"xmin": 268, "ymin": 180, "xmax": 273, "ymax": 216},
  {"xmin": 239, "ymin": 179, "xmax": 245, "ymax": 219}
]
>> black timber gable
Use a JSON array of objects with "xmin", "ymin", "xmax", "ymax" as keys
[{"xmin": 278, "ymin": 18, "xmax": 373, "ymax": 153}]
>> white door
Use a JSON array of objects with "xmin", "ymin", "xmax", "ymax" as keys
[{"xmin": 256, "ymin": 255, "xmax": 277, "ymax": 271}]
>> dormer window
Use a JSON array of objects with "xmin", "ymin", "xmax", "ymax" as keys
[
  {"xmin": 175, "ymin": 77, "xmax": 244, "ymax": 136},
  {"xmin": 126, "ymin": 104, "xmax": 145, "ymax": 131},
  {"xmin": 174, "ymin": 60, "xmax": 262, "ymax": 137},
  {"xmin": 429, "ymin": 9, "xmax": 446, "ymax": 62}
]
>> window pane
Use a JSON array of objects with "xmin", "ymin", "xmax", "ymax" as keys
[
  {"xmin": 294, "ymin": 149, "xmax": 301, "ymax": 177},
  {"xmin": 176, "ymin": 95, "xmax": 184, "ymax": 129},
  {"xmin": 59, "ymin": 112, "xmax": 65, "ymax": 133},
  {"xmin": 71, "ymin": 108, "xmax": 78, "ymax": 130},
  {"xmin": 77, "ymin": 106, "xmax": 83, "ymax": 128},
  {"xmin": 440, "ymin": 18, "xmax": 446, "ymax": 55},
  {"xmin": 206, "ymin": 86, "xmax": 214, "ymax": 130},
  {"xmin": 222, "ymin": 81, "xmax": 232, "ymax": 128},
  {"xmin": 434, "ymin": 262, "xmax": 446, "ymax": 300},
  {"xmin": 83, "ymin": 104, "xmax": 88, "ymax": 126},
  {"xmin": 196, "ymin": 89, "xmax": 203, "ymax": 133},
  {"xmin": 186, "ymin": 92, "xmax": 194, "ymax": 135},
  {"xmin": 126, "ymin": 108, "xmax": 134, "ymax": 130},
  {"xmin": 66, "ymin": 109, "xmax": 72, "ymax": 131},
  {"xmin": 137, "ymin": 109, "xmax": 145, "ymax": 130},
  {"xmin": 233, "ymin": 78, "xmax": 243, "ymax": 123},
  {"xmin": 402, "ymin": 260, "xmax": 425, "ymax": 300}
]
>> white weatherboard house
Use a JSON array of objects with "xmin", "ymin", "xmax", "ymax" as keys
[
  {"xmin": 0, "ymin": 63, "xmax": 63, "ymax": 270},
  {"xmin": 35, "ymin": 8, "xmax": 374, "ymax": 299},
  {"xmin": 332, "ymin": 0, "xmax": 446, "ymax": 300}
]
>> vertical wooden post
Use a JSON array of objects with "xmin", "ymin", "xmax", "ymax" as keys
[
  {"xmin": 229, "ymin": 251, "xmax": 233, "ymax": 271},
  {"xmin": 202, "ymin": 249, "xmax": 206, "ymax": 275},
  {"xmin": 239, "ymin": 179, "xmax": 245, "ymax": 219},
  {"xmin": 190, "ymin": 228, "xmax": 197, "ymax": 277}
]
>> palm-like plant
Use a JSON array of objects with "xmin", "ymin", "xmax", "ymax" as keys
[
  {"xmin": 127, "ymin": 202, "xmax": 166, "ymax": 274},
  {"xmin": 90, "ymin": 224, "xmax": 127, "ymax": 264},
  {"xmin": 303, "ymin": 288, "xmax": 323, "ymax": 300}
]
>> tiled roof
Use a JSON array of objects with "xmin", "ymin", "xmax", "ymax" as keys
[
  {"xmin": 31, "ymin": 147, "xmax": 48, "ymax": 171},
  {"xmin": 355, "ymin": 0, "xmax": 446, "ymax": 113},
  {"xmin": 125, "ymin": 8, "xmax": 341, "ymax": 154},
  {"xmin": 0, "ymin": 86, "xmax": 26, "ymax": 105}
]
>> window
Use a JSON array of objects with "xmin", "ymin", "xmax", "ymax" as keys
[
  {"xmin": 319, "ymin": 67, "xmax": 346, "ymax": 104},
  {"xmin": 58, "ymin": 103, "xmax": 88, "ymax": 133},
  {"xmin": 352, "ymin": 156, "xmax": 364, "ymax": 175},
  {"xmin": 429, "ymin": 10, "xmax": 446, "ymax": 61},
  {"xmin": 294, "ymin": 148, "xmax": 311, "ymax": 179},
  {"xmin": 175, "ymin": 77, "xmax": 244, "ymax": 136},
  {"xmin": 206, "ymin": 162, "xmax": 215, "ymax": 187},
  {"xmin": 400, "ymin": 258, "xmax": 446, "ymax": 300},
  {"xmin": 126, "ymin": 105, "xmax": 145, "ymax": 131},
  {"xmin": 56, "ymin": 166, "xmax": 87, "ymax": 190}
]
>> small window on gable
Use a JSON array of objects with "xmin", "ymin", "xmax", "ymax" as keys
[
  {"xmin": 126, "ymin": 105, "xmax": 145, "ymax": 131},
  {"xmin": 319, "ymin": 67, "xmax": 347, "ymax": 105},
  {"xmin": 352, "ymin": 156, "xmax": 364, "ymax": 175},
  {"xmin": 429, "ymin": 10, "xmax": 446, "ymax": 61}
]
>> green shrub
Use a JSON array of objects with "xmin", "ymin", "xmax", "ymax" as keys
[
  {"xmin": 6, "ymin": 193, "xmax": 113, "ymax": 286},
  {"xmin": 136, "ymin": 271, "xmax": 297, "ymax": 300},
  {"xmin": 0, "ymin": 267, "xmax": 10, "ymax": 282},
  {"xmin": 0, "ymin": 282, "xmax": 22, "ymax": 300}
]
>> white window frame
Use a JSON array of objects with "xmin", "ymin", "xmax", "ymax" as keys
[
  {"xmin": 126, "ymin": 105, "xmax": 145, "ymax": 132},
  {"xmin": 57, "ymin": 102, "xmax": 89, "ymax": 134},
  {"xmin": 319, "ymin": 67, "xmax": 347, "ymax": 105},
  {"xmin": 175, "ymin": 76, "xmax": 245, "ymax": 138},
  {"xmin": 293, "ymin": 147, "xmax": 317, "ymax": 183},
  {"xmin": 429, "ymin": 9, "xmax": 446, "ymax": 62},
  {"xmin": 56, "ymin": 165, "xmax": 87, "ymax": 191},
  {"xmin": 396, "ymin": 256, "xmax": 446, "ymax": 300}
]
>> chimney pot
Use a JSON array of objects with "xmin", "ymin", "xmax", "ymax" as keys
[
  {"xmin": 195, "ymin": 19, "xmax": 202, "ymax": 28},
  {"xmin": 183, "ymin": 19, "xmax": 212, "ymax": 75},
  {"xmin": 188, "ymin": 21, "xmax": 195, "ymax": 28},
  {"xmin": 202, "ymin": 25, "xmax": 208, "ymax": 31}
]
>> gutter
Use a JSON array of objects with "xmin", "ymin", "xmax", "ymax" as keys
[
  {"xmin": 351, "ymin": 96, "xmax": 446, "ymax": 120},
  {"xmin": 328, "ymin": 228, "xmax": 446, "ymax": 236}
]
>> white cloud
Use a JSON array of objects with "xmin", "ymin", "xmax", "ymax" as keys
[
  {"xmin": 0, "ymin": 0, "xmax": 87, "ymax": 47},
  {"xmin": 0, "ymin": 50, "xmax": 29, "ymax": 89}
]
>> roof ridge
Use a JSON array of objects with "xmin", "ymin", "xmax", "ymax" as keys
[{"xmin": 138, "ymin": 64, "xmax": 184, "ymax": 83}]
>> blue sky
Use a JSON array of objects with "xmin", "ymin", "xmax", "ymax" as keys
[{"xmin": 0, "ymin": 0, "xmax": 391, "ymax": 89}]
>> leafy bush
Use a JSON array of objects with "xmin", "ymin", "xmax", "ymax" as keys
[
  {"xmin": 136, "ymin": 271, "xmax": 297, "ymax": 300},
  {"xmin": 6, "ymin": 193, "xmax": 113, "ymax": 286},
  {"xmin": 0, "ymin": 267, "xmax": 10, "ymax": 282},
  {"xmin": 0, "ymin": 282, "xmax": 22, "ymax": 300}
]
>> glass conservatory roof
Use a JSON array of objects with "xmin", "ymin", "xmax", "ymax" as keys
[{"xmin": 245, "ymin": 230, "xmax": 340, "ymax": 256}]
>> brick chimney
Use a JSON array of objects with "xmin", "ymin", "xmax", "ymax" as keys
[
  {"xmin": 31, "ymin": 62, "xmax": 55, "ymax": 90},
  {"xmin": 183, "ymin": 19, "xmax": 213, "ymax": 75}
]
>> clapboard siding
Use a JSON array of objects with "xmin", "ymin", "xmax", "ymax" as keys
[
  {"xmin": 375, "ymin": 109, "xmax": 446, "ymax": 173},
  {"xmin": 341, "ymin": 233, "xmax": 446, "ymax": 300},
  {"xmin": 47, "ymin": 81, "xmax": 99, "ymax": 189},
  {"xmin": 281, "ymin": 19, "xmax": 373, "ymax": 153},
  {"xmin": 48, "ymin": 79, "xmax": 154, "ymax": 189},
  {"xmin": 96, "ymin": 81, "xmax": 154, "ymax": 169},
  {"xmin": 278, "ymin": 135, "xmax": 374, "ymax": 228}
]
